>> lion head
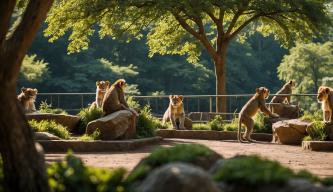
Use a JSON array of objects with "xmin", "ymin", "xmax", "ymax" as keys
[
  {"xmin": 256, "ymin": 87, "xmax": 270, "ymax": 99},
  {"xmin": 21, "ymin": 87, "xmax": 38, "ymax": 101},
  {"xmin": 96, "ymin": 80, "xmax": 110, "ymax": 91},
  {"xmin": 169, "ymin": 95, "xmax": 184, "ymax": 107},
  {"xmin": 317, "ymin": 86, "xmax": 330, "ymax": 103}
]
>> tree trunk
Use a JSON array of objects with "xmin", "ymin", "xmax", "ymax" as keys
[
  {"xmin": 0, "ymin": 83, "xmax": 49, "ymax": 192},
  {"xmin": 0, "ymin": 0, "xmax": 53, "ymax": 191},
  {"xmin": 214, "ymin": 40, "xmax": 229, "ymax": 113}
]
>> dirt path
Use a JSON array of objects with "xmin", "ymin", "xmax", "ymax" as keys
[{"xmin": 45, "ymin": 139, "xmax": 333, "ymax": 178}]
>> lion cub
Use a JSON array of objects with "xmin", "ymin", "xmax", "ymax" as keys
[
  {"xmin": 317, "ymin": 86, "xmax": 333, "ymax": 122},
  {"xmin": 162, "ymin": 95, "xmax": 185, "ymax": 129},
  {"xmin": 90, "ymin": 80, "xmax": 110, "ymax": 110},
  {"xmin": 17, "ymin": 87, "xmax": 38, "ymax": 113}
]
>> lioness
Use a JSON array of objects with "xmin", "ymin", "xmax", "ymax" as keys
[{"xmin": 162, "ymin": 95, "xmax": 185, "ymax": 130}]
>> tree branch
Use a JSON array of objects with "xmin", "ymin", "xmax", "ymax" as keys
[
  {"xmin": 229, "ymin": 14, "xmax": 261, "ymax": 39},
  {"xmin": 173, "ymin": 13, "xmax": 217, "ymax": 59},
  {"xmin": 4, "ymin": 0, "xmax": 53, "ymax": 79},
  {"xmin": 226, "ymin": 10, "xmax": 243, "ymax": 35},
  {"xmin": 0, "ymin": 0, "xmax": 16, "ymax": 46}
]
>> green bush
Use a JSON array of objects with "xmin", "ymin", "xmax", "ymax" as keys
[
  {"xmin": 127, "ymin": 144, "xmax": 215, "ymax": 182},
  {"xmin": 39, "ymin": 101, "xmax": 68, "ymax": 115},
  {"xmin": 48, "ymin": 154, "xmax": 127, "ymax": 192},
  {"xmin": 77, "ymin": 107, "xmax": 104, "ymax": 134},
  {"xmin": 305, "ymin": 121, "xmax": 328, "ymax": 141},
  {"xmin": 254, "ymin": 113, "xmax": 272, "ymax": 133},
  {"xmin": 209, "ymin": 115, "xmax": 224, "ymax": 131},
  {"xmin": 136, "ymin": 105, "xmax": 160, "ymax": 138},
  {"xmin": 29, "ymin": 120, "xmax": 70, "ymax": 139},
  {"xmin": 78, "ymin": 130, "xmax": 101, "ymax": 141},
  {"xmin": 300, "ymin": 110, "xmax": 322, "ymax": 122},
  {"xmin": 127, "ymin": 96, "xmax": 140, "ymax": 109},
  {"xmin": 223, "ymin": 119, "xmax": 238, "ymax": 131},
  {"xmin": 192, "ymin": 123, "xmax": 211, "ymax": 130},
  {"xmin": 212, "ymin": 155, "xmax": 307, "ymax": 188}
]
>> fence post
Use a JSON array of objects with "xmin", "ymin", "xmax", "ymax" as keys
[
  {"xmin": 50, "ymin": 95, "xmax": 53, "ymax": 105},
  {"xmin": 57, "ymin": 95, "xmax": 60, "ymax": 108},
  {"xmin": 197, "ymin": 97, "xmax": 200, "ymax": 112},
  {"xmin": 81, "ymin": 95, "xmax": 84, "ymax": 109},
  {"xmin": 209, "ymin": 96, "xmax": 212, "ymax": 112}
]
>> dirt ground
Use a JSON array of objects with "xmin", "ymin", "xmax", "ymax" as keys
[{"xmin": 45, "ymin": 139, "xmax": 333, "ymax": 178}]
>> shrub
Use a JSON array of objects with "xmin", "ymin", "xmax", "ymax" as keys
[
  {"xmin": 127, "ymin": 144, "xmax": 215, "ymax": 182},
  {"xmin": 136, "ymin": 105, "xmax": 160, "ymax": 138},
  {"xmin": 48, "ymin": 154, "xmax": 127, "ymax": 192},
  {"xmin": 127, "ymin": 96, "xmax": 140, "ymax": 109},
  {"xmin": 213, "ymin": 155, "xmax": 296, "ymax": 187},
  {"xmin": 192, "ymin": 123, "xmax": 210, "ymax": 130},
  {"xmin": 223, "ymin": 119, "xmax": 238, "ymax": 131},
  {"xmin": 77, "ymin": 107, "xmax": 104, "ymax": 134},
  {"xmin": 29, "ymin": 120, "xmax": 70, "ymax": 139},
  {"xmin": 305, "ymin": 121, "xmax": 328, "ymax": 141},
  {"xmin": 300, "ymin": 110, "xmax": 322, "ymax": 122},
  {"xmin": 209, "ymin": 115, "xmax": 224, "ymax": 131},
  {"xmin": 254, "ymin": 113, "xmax": 272, "ymax": 133},
  {"xmin": 39, "ymin": 101, "xmax": 68, "ymax": 115},
  {"xmin": 78, "ymin": 130, "xmax": 101, "ymax": 141}
]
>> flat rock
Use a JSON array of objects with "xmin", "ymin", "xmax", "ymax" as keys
[
  {"xmin": 35, "ymin": 132, "xmax": 60, "ymax": 140},
  {"xmin": 135, "ymin": 163, "xmax": 220, "ymax": 192},
  {"xmin": 86, "ymin": 110, "xmax": 136, "ymax": 140},
  {"xmin": 272, "ymin": 119, "xmax": 311, "ymax": 145},
  {"xmin": 26, "ymin": 113, "xmax": 80, "ymax": 132},
  {"xmin": 271, "ymin": 104, "xmax": 300, "ymax": 119}
]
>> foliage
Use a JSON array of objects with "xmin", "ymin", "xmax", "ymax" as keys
[
  {"xmin": 136, "ymin": 105, "xmax": 160, "ymax": 138},
  {"xmin": 127, "ymin": 144, "xmax": 214, "ymax": 182},
  {"xmin": 126, "ymin": 97, "xmax": 140, "ymax": 109},
  {"xmin": 212, "ymin": 155, "xmax": 320, "ymax": 188},
  {"xmin": 29, "ymin": 120, "xmax": 70, "ymax": 139},
  {"xmin": 48, "ymin": 154, "xmax": 127, "ymax": 192},
  {"xmin": 208, "ymin": 115, "xmax": 224, "ymax": 131},
  {"xmin": 192, "ymin": 123, "xmax": 210, "ymax": 130},
  {"xmin": 77, "ymin": 107, "xmax": 104, "ymax": 134},
  {"xmin": 78, "ymin": 130, "xmax": 101, "ymax": 141},
  {"xmin": 254, "ymin": 112, "xmax": 272, "ymax": 133},
  {"xmin": 278, "ymin": 42, "xmax": 333, "ymax": 111},
  {"xmin": 19, "ymin": 54, "xmax": 49, "ymax": 83},
  {"xmin": 38, "ymin": 101, "xmax": 68, "ymax": 115},
  {"xmin": 305, "ymin": 121, "xmax": 328, "ymax": 141},
  {"xmin": 300, "ymin": 110, "xmax": 322, "ymax": 122}
]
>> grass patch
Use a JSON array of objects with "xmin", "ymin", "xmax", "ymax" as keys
[
  {"xmin": 39, "ymin": 101, "xmax": 68, "ymax": 115},
  {"xmin": 300, "ymin": 110, "xmax": 322, "ymax": 122},
  {"xmin": 208, "ymin": 115, "xmax": 224, "ymax": 131},
  {"xmin": 304, "ymin": 121, "xmax": 328, "ymax": 141},
  {"xmin": 136, "ymin": 105, "xmax": 160, "ymax": 138},
  {"xmin": 253, "ymin": 113, "xmax": 272, "ymax": 133},
  {"xmin": 78, "ymin": 130, "xmax": 101, "ymax": 141},
  {"xmin": 77, "ymin": 107, "xmax": 104, "ymax": 134},
  {"xmin": 29, "ymin": 120, "xmax": 70, "ymax": 139},
  {"xmin": 127, "ymin": 144, "xmax": 214, "ymax": 182},
  {"xmin": 48, "ymin": 153, "xmax": 127, "ymax": 192},
  {"xmin": 192, "ymin": 123, "xmax": 210, "ymax": 130}
]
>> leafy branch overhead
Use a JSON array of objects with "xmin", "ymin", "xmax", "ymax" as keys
[{"xmin": 46, "ymin": 0, "xmax": 332, "ymax": 62}]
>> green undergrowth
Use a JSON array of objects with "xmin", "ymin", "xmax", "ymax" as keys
[
  {"xmin": 39, "ymin": 101, "xmax": 68, "ymax": 115},
  {"xmin": 127, "ymin": 144, "xmax": 215, "ymax": 182},
  {"xmin": 303, "ymin": 121, "xmax": 328, "ymax": 141},
  {"xmin": 48, "ymin": 153, "xmax": 128, "ymax": 192},
  {"xmin": 77, "ymin": 107, "xmax": 104, "ymax": 134},
  {"xmin": 136, "ymin": 105, "xmax": 161, "ymax": 138},
  {"xmin": 29, "ymin": 120, "xmax": 70, "ymax": 139},
  {"xmin": 78, "ymin": 130, "xmax": 101, "ymax": 141},
  {"xmin": 212, "ymin": 155, "xmax": 324, "ymax": 188},
  {"xmin": 300, "ymin": 110, "xmax": 322, "ymax": 122}
]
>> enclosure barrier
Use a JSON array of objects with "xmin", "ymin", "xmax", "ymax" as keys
[{"xmin": 36, "ymin": 93, "xmax": 317, "ymax": 121}]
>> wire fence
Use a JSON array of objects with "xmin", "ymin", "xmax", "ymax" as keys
[{"xmin": 36, "ymin": 93, "xmax": 318, "ymax": 120}]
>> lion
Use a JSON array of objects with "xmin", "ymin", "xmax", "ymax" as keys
[
  {"xmin": 317, "ymin": 86, "xmax": 333, "ymax": 122},
  {"xmin": 17, "ymin": 87, "xmax": 38, "ymax": 113},
  {"xmin": 162, "ymin": 95, "xmax": 185, "ymax": 130},
  {"xmin": 90, "ymin": 80, "xmax": 110, "ymax": 110}
]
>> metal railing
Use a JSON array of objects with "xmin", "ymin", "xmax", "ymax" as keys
[{"xmin": 36, "ymin": 93, "xmax": 318, "ymax": 120}]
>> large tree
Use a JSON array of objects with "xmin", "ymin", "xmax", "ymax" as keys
[
  {"xmin": 0, "ymin": 0, "xmax": 53, "ymax": 191},
  {"xmin": 45, "ymin": 0, "xmax": 332, "ymax": 112}
]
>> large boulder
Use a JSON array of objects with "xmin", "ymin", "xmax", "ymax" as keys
[
  {"xmin": 26, "ymin": 113, "xmax": 80, "ymax": 132},
  {"xmin": 135, "ymin": 163, "xmax": 220, "ymax": 192},
  {"xmin": 271, "ymin": 104, "xmax": 299, "ymax": 119},
  {"xmin": 34, "ymin": 132, "xmax": 60, "ymax": 140},
  {"xmin": 183, "ymin": 117, "xmax": 192, "ymax": 130},
  {"xmin": 86, "ymin": 110, "xmax": 136, "ymax": 140},
  {"xmin": 272, "ymin": 119, "xmax": 311, "ymax": 145}
]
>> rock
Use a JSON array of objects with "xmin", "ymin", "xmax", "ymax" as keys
[
  {"xmin": 135, "ymin": 163, "xmax": 220, "ymax": 192},
  {"xmin": 184, "ymin": 117, "xmax": 192, "ymax": 130},
  {"xmin": 325, "ymin": 122, "xmax": 333, "ymax": 141},
  {"xmin": 272, "ymin": 119, "xmax": 311, "ymax": 145},
  {"xmin": 286, "ymin": 179, "xmax": 329, "ymax": 192},
  {"xmin": 271, "ymin": 104, "xmax": 300, "ymax": 119},
  {"xmin": 26, "ymin": 113, "xmax": 80, "ymax": 132},
  {"xmin": 86, "ymin": 110, "xmax": 136, "ymax": 140},
  {"xmin": 35, "ymin": 132, "xmax": 60, "ymax": 140}
]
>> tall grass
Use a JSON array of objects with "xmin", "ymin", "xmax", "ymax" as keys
[
  {"xmin": 39, "ymin": 101, "xmax": 68, "ymax": 115},
  {"xmin": 29, "ymin": 120, "xmax": 70, "ymax": 139},
  {"xmin": 77, "ymin": 107, "xmax": 104, "ymax": 134}
]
